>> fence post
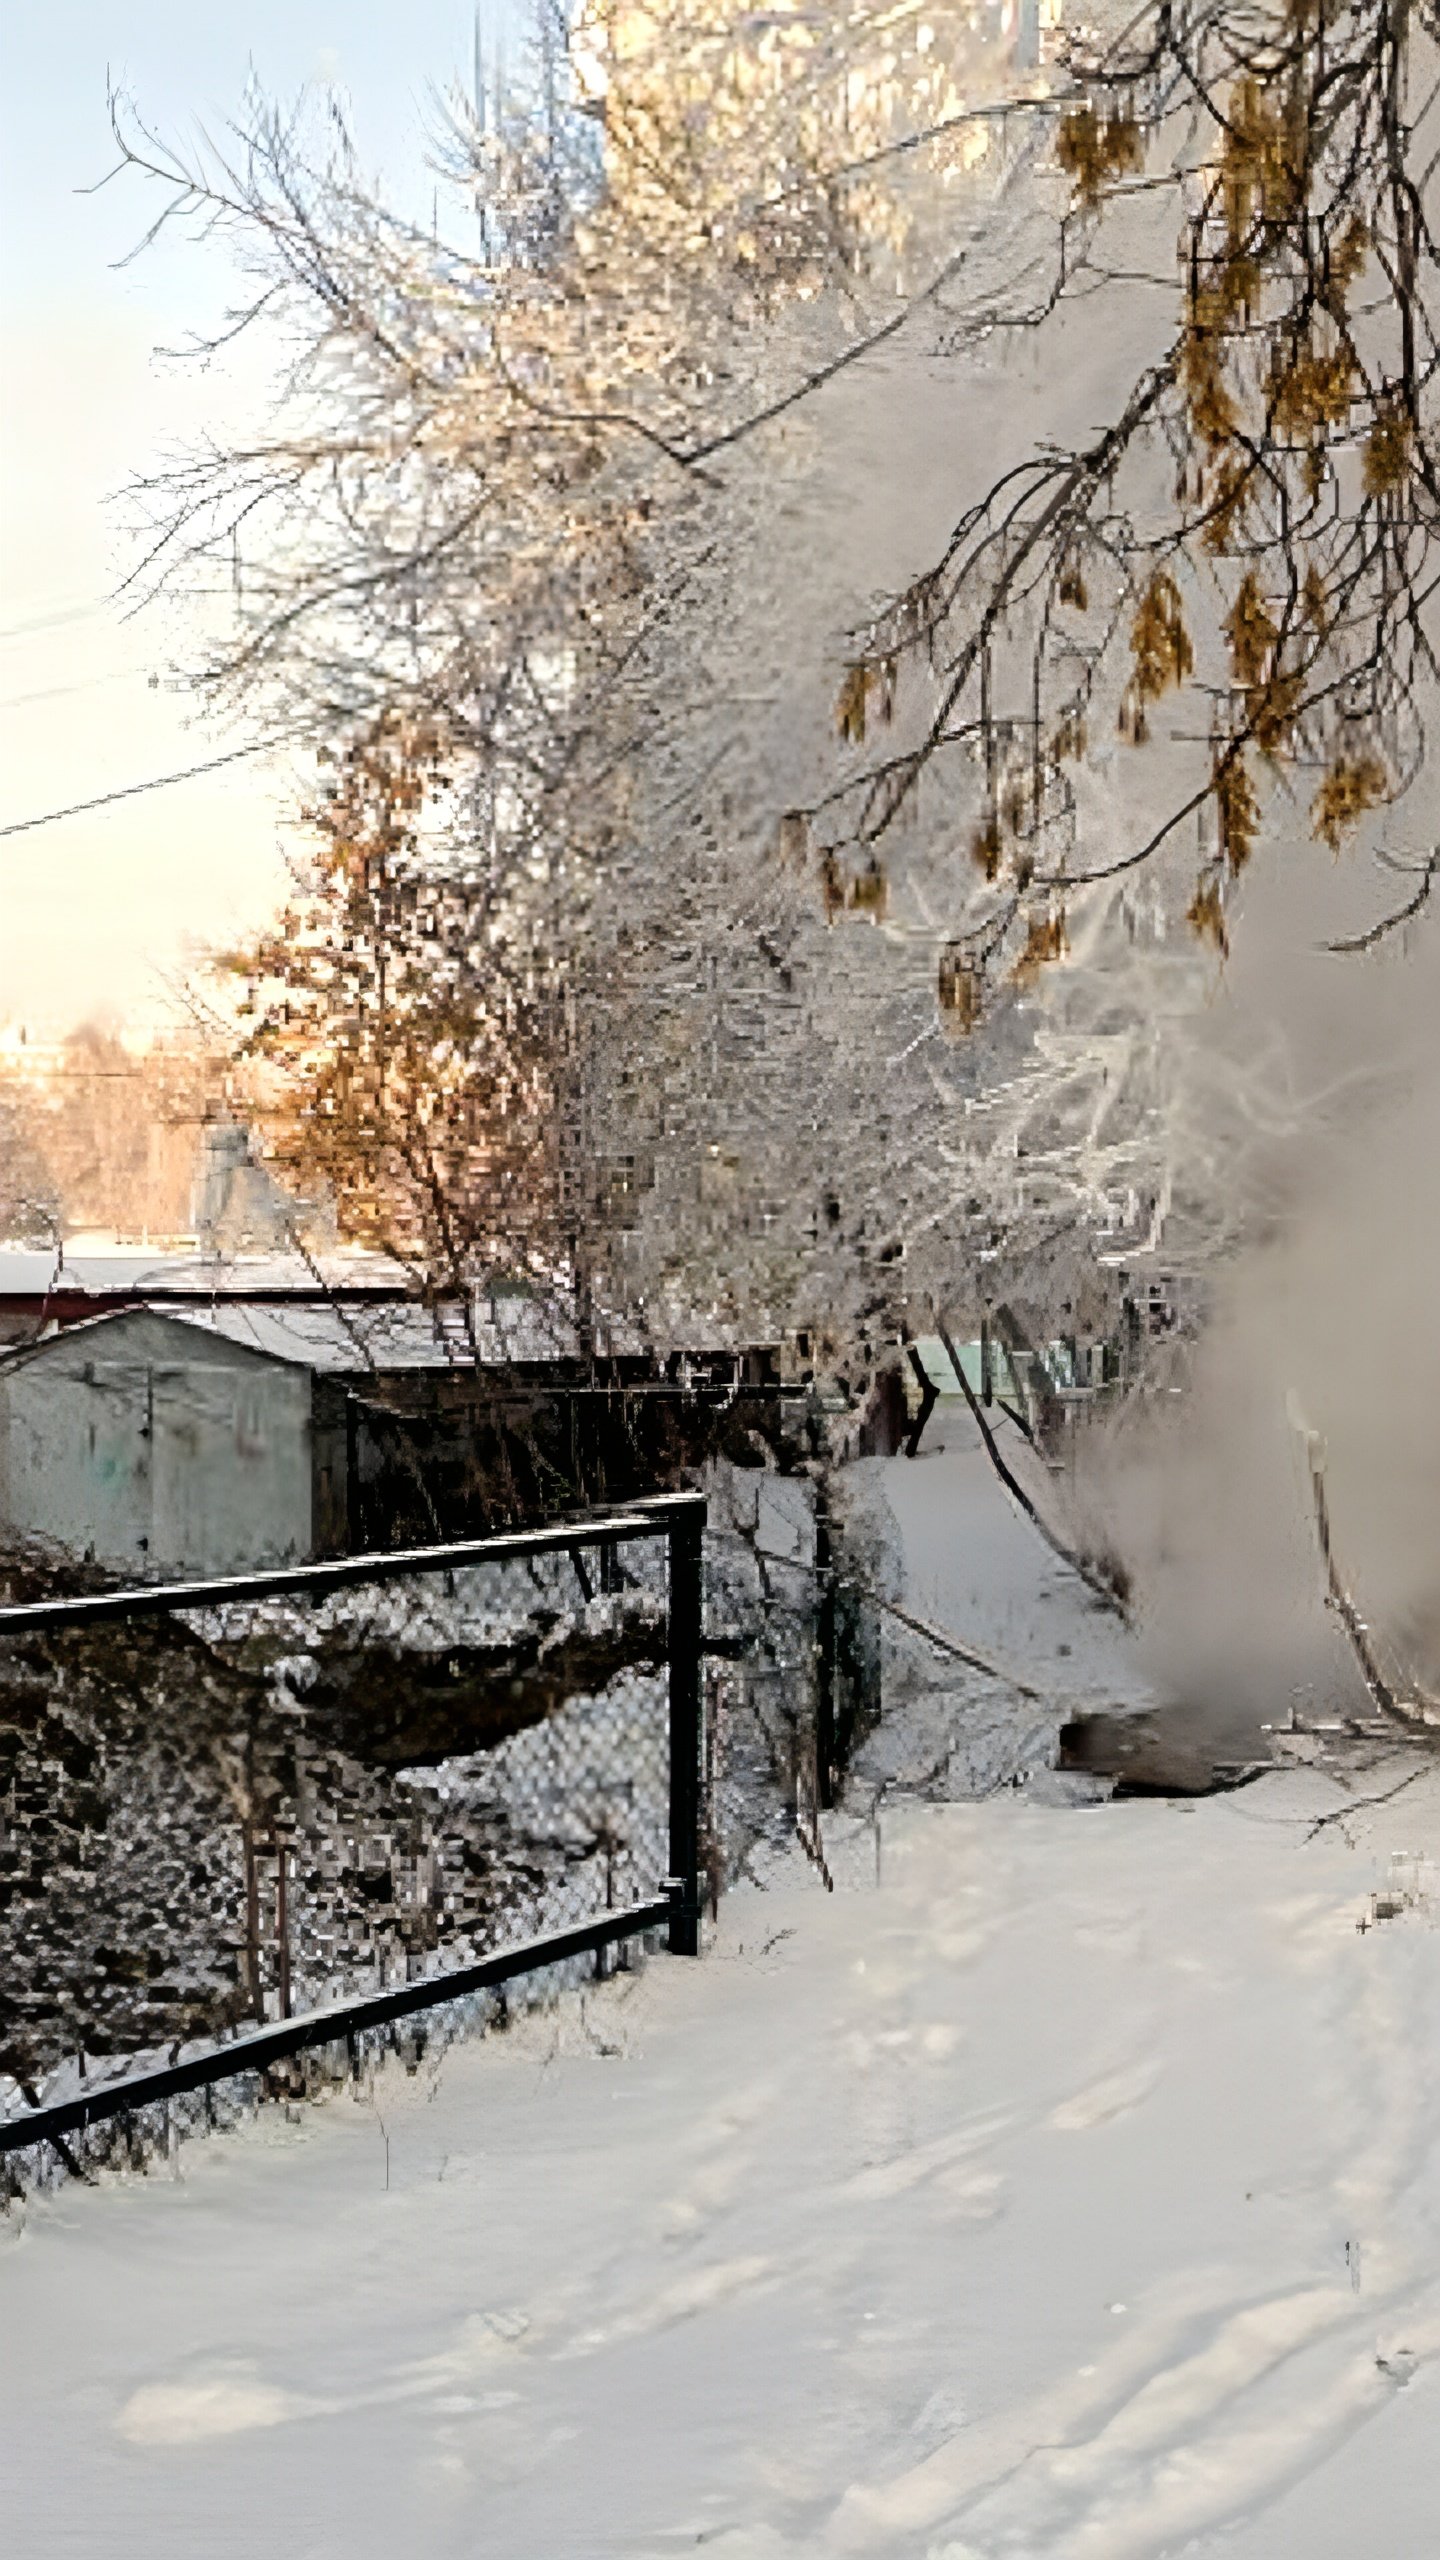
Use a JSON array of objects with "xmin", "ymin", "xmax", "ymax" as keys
[
  {"xmin": 667, "ymin": 1503, "xmax": 705, "ymax": 1956},
  {"xmin": 814, "ymin": 1473, "xmax": 838, "ymax": 1810}
]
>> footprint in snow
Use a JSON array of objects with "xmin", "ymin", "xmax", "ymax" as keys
[
  {"xmin": 555, "ymin": 2255, "xmax": 775, "ymax": 2358},
  {"xmin": 1047, "ymin": 2060, "xmax": 1161, "ymax": 2133},
  {"xmin": 116, "ymin": 2364, "xmax": 324, "ymax": 2446}
]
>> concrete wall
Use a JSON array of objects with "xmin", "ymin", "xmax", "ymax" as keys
[{"xmin": 0, "ymin": 1310, "xmax": 316, "ymax": 1575}]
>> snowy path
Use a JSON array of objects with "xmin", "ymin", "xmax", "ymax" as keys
[
  {"xmin": 6, "ymin": 1427, "xmax": 1440, "ymax": 2557},
  {"xmin": 6, "ymin": 1776, "xmax": 1440, "ymax": 2557}
]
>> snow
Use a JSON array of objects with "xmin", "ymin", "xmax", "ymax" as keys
[{"xmin": 6, "ymin": 1420, "xmax": 1440, "ymax": 2557}]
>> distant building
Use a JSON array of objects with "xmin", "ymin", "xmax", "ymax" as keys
[
  {"xmin": 0, "ymin": 1305, "xmax": 402, "ymax": 1576},
  {"xmin": 0, "ymin": 1297, "xmax": 784, "ymax": 1576},
  {"xmin": 0, "ymin": 1298, "xmax": 572, "ymax": 1577}
]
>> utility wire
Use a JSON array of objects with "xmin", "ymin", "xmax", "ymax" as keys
[
  {"xmin": 0, "ymin": 670, "xmax": 134, "ymax": 713},
  {"xmin": 0, "ymin": 737, "xmax": 291, "ymax": 840},
  {"xmin": 0, "ymin": 601, "xmax": 108, "ymax": 643}
]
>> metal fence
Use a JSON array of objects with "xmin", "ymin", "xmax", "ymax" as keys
[{"xmin": 0, "ymin": 1491, "xmax": 704, "ymax": 2173}]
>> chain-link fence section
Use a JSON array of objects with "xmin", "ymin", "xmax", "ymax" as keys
[
  {"xmin": 0, "ymin": 1459, "xmax": 908, "ymax": 2191},
  {"xmin": 0, "ymin": 1499, "xmax": 703, "ymax": 2180}
]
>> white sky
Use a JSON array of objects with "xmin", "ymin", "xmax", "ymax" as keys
[{"xmin": 0, "ymin": 2, "xmax": 521, "ymax": 1037}]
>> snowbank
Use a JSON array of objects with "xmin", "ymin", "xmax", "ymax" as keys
[
  {"xmin": 5, "ymin": 1768, "xmax": 1440, "ymax": 2557},
  {"xmin": 5, "ymin": 1418, "xmax": 1440, "ymax": 2556}
]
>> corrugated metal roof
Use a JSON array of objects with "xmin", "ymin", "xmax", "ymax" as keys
[
  {"xmin": 0, "ymin": 1246, "xmax": 408, "ymax": 1299},
  {"xmin": 161, "ymin": 1298, "xmax": 586, "ymax": 1371},
  {"xmin": 0, "ymin": 1284, "xmax": 751, "ymax": 1375},
  {"xmin": 0, "ymin": 1298, "xmax": 589, "ymax": 1376}
]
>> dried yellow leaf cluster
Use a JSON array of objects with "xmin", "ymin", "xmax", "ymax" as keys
[
  {"xmin": 971, "ymin": 811, "xmax": 1004, "ymax": 881},
  {"xmin": 1364, "ymin": 404, "xmax": 1413, "ymax": 496},
  {"xmin": 1186, "ymin": 877, "xmax": 1229, "ymax": 953},
  {"xmin": 937, "ymin": 943, "xmax": 982, "ymax": 1032},
  {"xmin": 1223, "ymin": 76, "xmax": 1306, "ymax": 239},
  {"xmin": 1056, "ymin": 104, "xmax": 1143, "ymax": 207},
  {"xmin": 1182, "ymin": 320, "xmax": 1242, "ymax": 451},
  {"xmin": 1213, "ymin": 752, "xmax": 1260, "ymax": 876},
  {"xmin": 834, "ymin": 657, "xmax": 896, "ymax": 745},
  {"xmin": 1225, "ymin": 575, "xmax": 1300, "ymax": 756},
  {"xmin": 1226, "ymin": 572, "xmax": 1277, "ymax": 690},
  {"xmin": 1267, "ymin": 340, "xmax": 1353, "ymax": 440},
  {"xmin": 1011, "ymin": 909, "xmax": 1069, "ymax": 987},
  {"xmin": 815, "ymin": 847, "xmax": 888, "ymax": 923},
  {"xmin": 847, "ymin": 862, "xmax": 889, "ymax": 920},
  {"xmin": 1311, "ymin": 754, "xmax": 1388, "ymax": 850},
  {"xmin": 1119, "ymin": 570, "xmax": 1193, "ymax": 742}
]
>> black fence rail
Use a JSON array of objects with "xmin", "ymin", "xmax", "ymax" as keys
[{"xmin": 0, "ymin": 1491, "xmax": 704, "ymax": 2168}]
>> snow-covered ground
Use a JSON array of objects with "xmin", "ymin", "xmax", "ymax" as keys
[{"xmin": 6, "ymin": 1417, "xmax": 1440, "ymax": 2558}]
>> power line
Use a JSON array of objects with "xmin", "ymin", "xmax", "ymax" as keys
[
  {"xmin": 0, "ymin": 669, "xmax": 134, "ymax": 713},
  {"xmin": 0, "ymin": 738, "xmax": 293, "ymax": 840},
  {"xmin": 0, "ymin": 601, "xmax": 109, "ymax": 644}
]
